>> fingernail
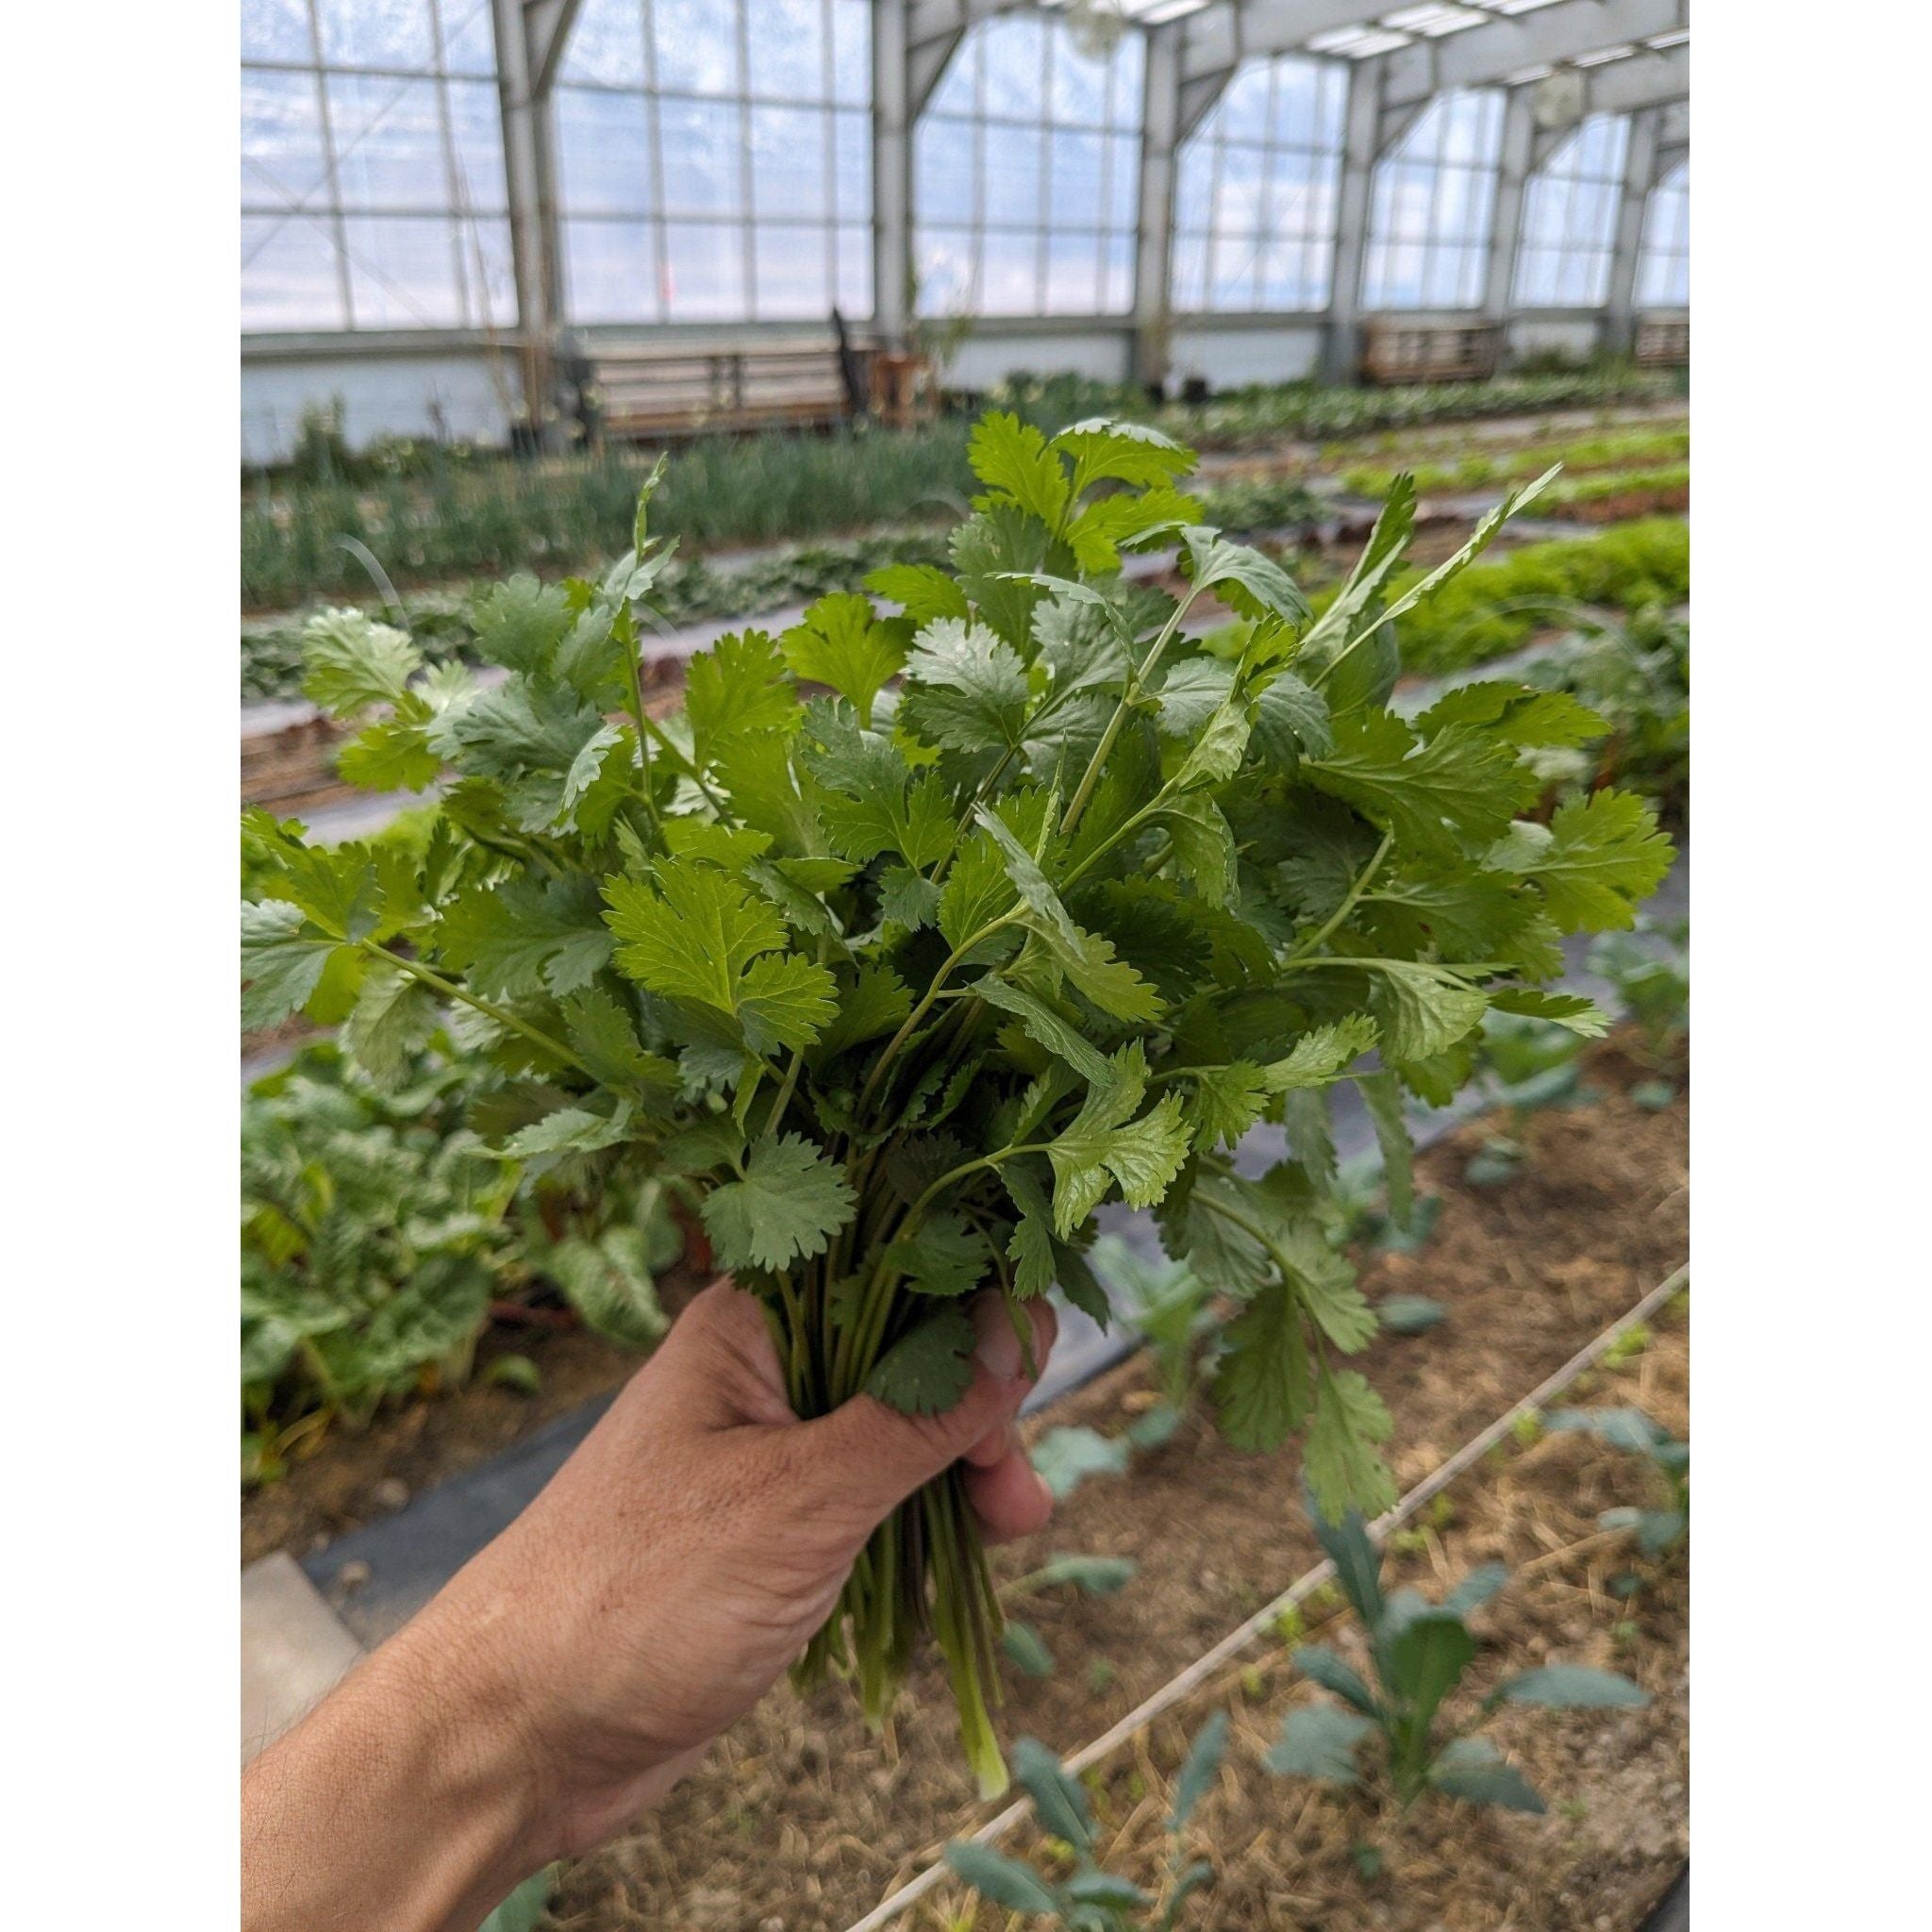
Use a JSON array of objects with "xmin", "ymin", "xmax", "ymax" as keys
[{"xmin": 972, "ymin": 1296, "xmax": 1024, "ymax": 1383}]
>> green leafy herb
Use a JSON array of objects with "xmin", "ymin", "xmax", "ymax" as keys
[{"xmin": 242, "ymin": 412, "xmax": 1672, "ymax": 1790}]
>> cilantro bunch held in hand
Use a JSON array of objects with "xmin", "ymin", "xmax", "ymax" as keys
[{"xmin": 242, "ymin": 412, "xmax": 1673, "ymax": 1794}]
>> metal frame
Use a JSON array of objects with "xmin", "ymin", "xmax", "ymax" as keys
[{"xmin": 243, "ymin": 0, "xmax": 1690, "ymax": 426}]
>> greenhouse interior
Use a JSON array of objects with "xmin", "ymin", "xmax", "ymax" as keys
[{"xmin": 238, "ymin": 3, "xmax": 1693, "ymax": 1929}]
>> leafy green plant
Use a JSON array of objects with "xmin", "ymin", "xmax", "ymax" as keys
[
  {"xmin": 1460, "ymin": 1008, "xmax": 1595, "ymax": 1185},
  {"xmin": 998, "ymin": 1553, "xmax": 1140, "ymax": 1679},
  {"xmin": 1589, "ymin": 921, "xmax": 1690, "ymax": 1064},
  {"xmin": 1266, "ymin": 1506, "xmax": 1647, "ymax": 1812},
  {"xmin": 1340, "ymin": 425, "xmax": 1688, "ymax": 499},
  {"xmin": 1545, "ymin": 1406, "xmax": 1689, "ymax": 1557},
  {"xmin": 1088, "ymin": 1234, "xmax": 1219, "ymax": 1448},
  {"xmin": 241, "ymin": 413, "xmax": 1670, "ymax": 1788},
  {"xmin": 944, "ymin": 1722, "xmax": 1226, "ymax": 1928},
  {"xmin": 241, "ymin": 1041, "xmax": 679, "ymax": 1480}
]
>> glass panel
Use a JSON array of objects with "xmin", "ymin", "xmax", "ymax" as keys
[
  {"xmin": 754, "ymin": 223, "xmax": 832, "ymax": 319},
  {"xmin": 1108, "ymin": 23, "xmax": 1143, "ymax": 115},
  {"xmin": 1260, "ymin": 237, "xmax": 1309, "ymax": 310},
  {"xmin": 242, "ymin": 69, "xmax": 330, "ymax": 209},
  {"xmin": 1108, "ymin": 131, "xmax": 1140, "ymax": 232},
  {"xmin": 916, "ymin": 115, "xmax": 976, "ymax": 226},
  {"xmin": 981, "ymin": 15, "xmax": 1044, "ymax": 122},
  {"xmin": 440, "ymin": 0, "xmax": 498, "ymax": 75},
  {"xmin": 557, "ymin": 86, "xmax": 654, "ymax": 216},
  {"xmin": 834, "ymin": 108, "xmax": 871, "ymax": 221},
  {"xmin": 1050, "ymin": 127, "xmax": 1104, "ymax": 228},
  {"xmin": 654, "ymin": 0, "xmax": 739, "ymax": 96},
  {"xmin": 977, "ymin": 226, "xmax": 1040, "ymax": 314},
  {"xmin": 563, "ymin": 217, "xmax": 660, "ymax": 322},
  {"xmin": 1174, "ymin": 145, "xmax": 1211, "ymax": 233},
  {"xmin": 342, "ymin": 212, "xmax": 463, "ymax": 326},
  {"xmin": 1217, "ymin": 65, "xmax": 1271, "ymax": 144},
  {"xmin": 444, "ymin": 77, "xmax": 508, "ymax": 210},
  {"xmin": 1273, "ymin": 58, "xmax": 1321, "ymax": 147},
  {"xmin": 462, "ymin": 212, "xmax": 519, "ymax": 325},
  {"xmin": 328, "ymin": 74, "xmax": 450, "ymax": 211},
  {"xmin": 320, "ymin": 0, "xmax": 436, "ymax": 71},
  {"xmin": 663, "ymin": 219, "xmax": 747, "ymax": 318},
  {"xmin": 1171, "ymin": 229, "xmax": 1207, "ymax": 311},
  {"xmin": 242, "ymin": 0, "xmax": 317, "ymax": 64},
  {"xmin": 242, "ymin": 214, "xmax": 345, "ymax": 329},
  {"xmin": 926, "ymin": 33, "xmax": 978, "ymax": 118},
  {"xmin": 983, "ymin": 123, "xmax": 1043, "ymax": 228},
  {"xmin": 658, "ymin": 97, "xmax": 744, "ymax": 215},
  {"xmin": 1101, "ymin": 230, "xmax": 1134, "ymax": 315},
  {"xmin": 1208, "ymin": 231, "xmax": 1257, "ymax": 309},
  {"xmin": 915, "ymin": 226, "xmax": 977, "ymax": 316},
  {"xmin": 830, "ymin": 0, "xmax": 872, "ymax": 107},
  {"xmin": 751, "ymin": 105, "xmax": 828, "ymax": 220},
  {"xmin": 559, "ymin": 0, "xmax": 647, "ymax": 86},
  {"xmin": 836, "ymin": 221, "xmax": 873, "ymax": 316},
  {"xmin": 747, "ymin": 0, "xmax": 825, "ymax": 101},
  {"xmin": 1041, "ymin": 229, "xmax": 1099, "ymax": 315},
  {"xmin": 1050, "ymin": 27, "xmax": 1108, "ymax": 128},
  {"xmin": 1212, "ymin": 142, "xmax": 1265, "ymax": 238}
]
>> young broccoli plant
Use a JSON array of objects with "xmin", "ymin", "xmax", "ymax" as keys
[
  {"xmin": 944, "ymin": 1722, "xmax": 1226, "ymax": 1929},
  {"xmin": 998, "ymin": 1554, "xmax": 1140, "ymax": 1680},
  {"xmin": 1545, "ymin": 1406, "xmax": 1689, "ymax": 1557},
  {"xmin": 1089, "ymin": 1233, "xmax": 1220, "ymax": 1448},
  {"xmin": 1461, "ymin": 1008, "xmax": 1593, "ymax": 1186},
  {"xmin": 1264, "ymin": 1506, "xmax": 1647, "ymax": 1814},
  {"xmin": 242, "ymin": 413, "xmax": 1671, "ymax": 1791}
]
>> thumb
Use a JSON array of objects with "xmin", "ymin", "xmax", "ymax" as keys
[{"xmin": 796, "ymin": 1294, "xmax": 1048, "ymax": 1524}]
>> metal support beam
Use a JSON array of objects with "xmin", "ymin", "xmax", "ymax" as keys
[
  {"xmin": 491, "ymin": 0, "xmax": 552, "ymax": 429},
  {"xmin": 525, "ymin": 0, "xmax": 583, "ymax": 97},
  {"xmin": 1527, "ymin": 41, "xmax": 1688, "ymax": 165},
  {"xmin": 1382, "ymin": 0, "xmax": 1685, "ymax": 109},
  {"xmin": 1132, "ymin": 23, "xmax": 1184, "ymax": 391},
  {"xmin": 1603, "ymin": 103, "xmax": 1662, "ymax": 353},
  {"xmin": 1324, "ymin": 58, "xmax": 1383, "ymax": 386},
  {"xmin": 1483, "ymin": 81, "xmax": 1536, "ymax": 324},
  {"xmin": 875, "ymin": 0, "xmax": 915, "ymax": 348}
]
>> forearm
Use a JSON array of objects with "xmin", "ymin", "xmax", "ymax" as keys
[{"xmin": 242, "ymin": 1619, "xmax": 549, "ymax": 1932}]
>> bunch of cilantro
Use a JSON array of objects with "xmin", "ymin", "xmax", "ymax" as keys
[{"xmin": 241, "ymin": 412, "xmax": 1673, "ymax": 1795}]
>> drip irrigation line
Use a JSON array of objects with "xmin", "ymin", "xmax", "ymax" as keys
[{"xmin": 843, "ymin": 1260, "xmax": 1690, "ymax": 1932}]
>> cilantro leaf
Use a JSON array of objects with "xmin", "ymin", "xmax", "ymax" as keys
[
  {"xmin": 969, "ymin": 411, "xmax": 1070, "ymax": 529},
  {"xmin": 439, "ymin": 875, "xmax": 614, "ymax": 1000},
  {"xmin": 1305, "ymin": 1368, "xmax": 1397, "ymax": 1522},
  {"xmin": 701, "ymin": 1133, "xmax": 856, "ymax": 1273},
  {"xmin": 300, "ymin": 608, "xmax": 421, "ymax": 715},
  {"xmin": 866, "ymin": 1304, "xmax": 977, "ymax": 1416},
  {"xmin": 780, "ymin": 594, "xmax": 906, "ymax": 730},
  {"xmin": 899, "ymin": 618, "xmax": 1032, "ymax": 755}
]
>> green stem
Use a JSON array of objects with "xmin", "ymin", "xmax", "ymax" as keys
[
  {"xmin": 360, "ymin": 941, "xmax": 589, "ymax": 1074},
  {"xmin": 1287, "ymin": 832, "xmax": 1393, "ymax": 961},
  {"xmin": 619, "ymin": 634, "xmax": 664, "ymax": 837},
  {"xmin": 1059, "ymin": 589, "xmax": 1200, "ymax": 841}
]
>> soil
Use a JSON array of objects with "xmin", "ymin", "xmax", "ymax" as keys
[
  {"xmin": 1548, "ymin": 484, "xmax": 1690, "ymax": 524},
  {"xmin": 545, "ymin": 1036, "xmax": 1689, "ymax": 1931},
  {"xmin": 924, "ymin": 1322, "xmax": 1690, "ymax": 1932},
  {"xmin": 240, "ymin": 1264, "xmax": 708, "ymax": 1565}
]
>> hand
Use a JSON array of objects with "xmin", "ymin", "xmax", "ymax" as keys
[{"xmin": 242, "ymin": 1279, "xmax": 1058, "ymax": 1932}]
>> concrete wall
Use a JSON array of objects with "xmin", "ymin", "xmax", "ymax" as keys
[
  {"xmin": 1504, "ymin": 314, "xmax": 1607, "ymax": 363},
  {"xmin": 1170, "ymin": 320, "xmax": 1325, "ymax": 391},
  {"xmin": 241, "ymin": 343, "xmax": 524, "ymax": 465},
  {"xmin": 939, "ymin": 325, "xmax": 1136, "ymax": 391}
]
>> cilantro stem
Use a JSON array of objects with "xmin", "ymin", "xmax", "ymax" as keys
[
  {"xmin": 358, "ymin": 941, "xmax": 590, "ymax": 1075},
  {"xmin": 619, "ymin": 633, "xmax": 664, "ymax": 837},
  {"xmin": 856, "ymin": 912, "xmax": 1018, "ymax": 1121},
  {"xmin": 1286, "ymin": 833, "xmax": 1393, "ymax": 961},
  {"xmin": 1059, "ymin": 587, "xmax": 1200, "ymax": 840}
]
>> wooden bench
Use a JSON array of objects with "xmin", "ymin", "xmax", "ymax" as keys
[
  {"xmin": 567, "ymin": 335, "xmax": 869, "ymax": 442},
  {"xmin": 1635, "ymin": 317, "xmax": 1690, "ymax": 368},
  {"xmin": 1360, "ymin": 320, "xmax": 1503, "ymax": 386}
]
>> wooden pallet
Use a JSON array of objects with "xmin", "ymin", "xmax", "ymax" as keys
[
  {"xmin": 1635, "ymin": 317, "xmax": 1690, "ymax": 367},
  {"xmin": 1360, "ymin": 320, "xmax": 1503, "ymax": 386},
  {"xmin": 571, "ymin": 337, "xmax": 862, "ymax": 442}
]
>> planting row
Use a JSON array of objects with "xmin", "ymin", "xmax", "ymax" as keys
[
  {"xmin": 241, "ymin": 471, "xmax": 1321, "ymax": 705},
  {"xmin": 242, "ymin": 365, "xmax": 1678, "ymax": 609},
  {"xmin": 540, "ymin": 1034, "xmax": 1689, "ymax": 1929}
]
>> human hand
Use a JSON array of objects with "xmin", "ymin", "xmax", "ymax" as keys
[{"xmin": 382, "ymin": 1278, "xmax": 1058, "ymax": 1862}]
